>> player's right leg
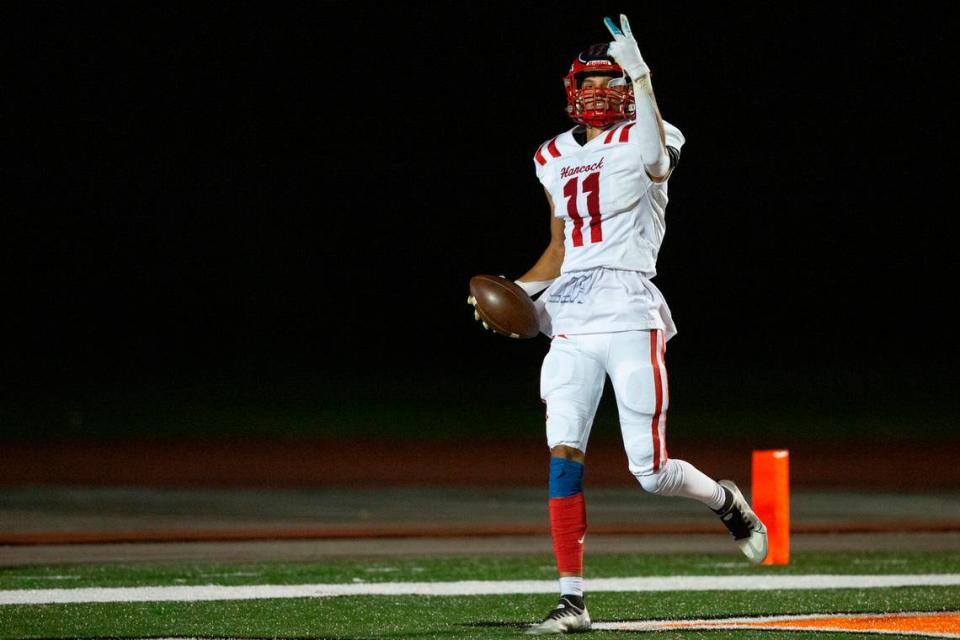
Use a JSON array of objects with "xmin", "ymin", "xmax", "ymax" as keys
[{"xmin": 528, "ymin": 335, "xmax": 604, "ymax": 634}]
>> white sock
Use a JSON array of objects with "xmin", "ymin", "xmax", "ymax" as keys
[
  {"xmin": 706, "ymin": 479, "xmax": 728, "ymax": 511},
  {"xmin": 640, "ymin": 459, "xmax": 728, "ymax": 510},
  {"xmin": 559, "ymin": 576, "xmax": 583, "ymax": 597}
]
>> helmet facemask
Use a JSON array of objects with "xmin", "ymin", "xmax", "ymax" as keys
[{"xmin": 564, "ymin": 44, "xmax": 636, "ymax": 128}]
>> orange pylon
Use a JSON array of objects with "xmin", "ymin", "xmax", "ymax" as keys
[{"xmin": 752, "ymin": 449, "xmax": 790, "ymax": 565}]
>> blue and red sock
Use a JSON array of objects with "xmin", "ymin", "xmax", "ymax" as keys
[{"xmin": 548, "ymin": 457, "xmax": 586, "ymax": 579}]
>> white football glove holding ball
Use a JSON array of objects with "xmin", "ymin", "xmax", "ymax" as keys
[
  {"xmin": 468, "ymin": 277, "xmax": 550, "ymax": 331},
  {"xmin": 467, "ymin": 294, "xmax": 491, "ymax": 331},
  {"xmin": 468, "ymin": 274, "xmax": 513, "ymax": 332},
  {"xmin": 467, "ymin": 275, "xmax": 541, "ymax": 339}
]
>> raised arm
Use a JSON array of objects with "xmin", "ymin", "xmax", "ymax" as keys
[
  {"xmin": 605, "ymin": 14, "xmax": 674, "ymax": 183},
  {"xmin": 516, "ymin": 190, "xmax": 564, "ymax": 296}
]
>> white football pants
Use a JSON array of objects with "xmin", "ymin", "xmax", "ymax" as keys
[
  {"xmin": 541, "ymin": 329, "xmax": 725, "ymax": 507},
  {"xmin": 541, "ymin": 330, "xmax": 669, "ymax": 476}
]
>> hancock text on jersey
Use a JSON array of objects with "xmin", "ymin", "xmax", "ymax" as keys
[{"xmin": 560, "ymin": 157, "xmax": 605, "ymax": 179}]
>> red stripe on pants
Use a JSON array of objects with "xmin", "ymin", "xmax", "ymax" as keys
[
  {"xmin": 649, "ymin": 330, "xmax": 664, "ymax": 472},
  {"xmin": 549, "ymin": 493, "xmax": 586, "ymax": 575},
  {"xmin": 660, "ymin": 332, "xmax": 669, "ymax": 464}
]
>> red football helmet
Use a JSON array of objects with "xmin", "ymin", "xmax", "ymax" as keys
[{"xmin": 564, "ymin": 43, "xmax": 635, "ymax": 128}]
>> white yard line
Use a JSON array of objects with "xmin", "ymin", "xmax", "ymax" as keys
[{"xmin": 2, "ymin": 574, "xmax": 960, "ymax": 605}]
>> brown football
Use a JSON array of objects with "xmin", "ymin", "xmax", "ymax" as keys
[{"xmin": 469, "ymin": 274, "xmax": 540, "ymax": 339}]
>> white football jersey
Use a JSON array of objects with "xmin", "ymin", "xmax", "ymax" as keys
[{"xmin": 532, "ymin": 119, "xmax": 686, "ymax": 339}]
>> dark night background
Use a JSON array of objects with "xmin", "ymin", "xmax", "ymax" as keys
[{"xmin": 3, "ymin": 3, "xmax": 957, "ymax": 444}]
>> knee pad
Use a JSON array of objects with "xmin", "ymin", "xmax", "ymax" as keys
[
  {"xmin": 637, "ymin": 459, "xmax": 683, "ymax": 496},
  {"xmin": 638, "ymin": 472, "xmax": 664, "ymax": 494}
]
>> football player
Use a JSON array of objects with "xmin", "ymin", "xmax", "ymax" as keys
[{"xmin": 470, "ymin": 15, "xmax": 768, "ymax": 634}]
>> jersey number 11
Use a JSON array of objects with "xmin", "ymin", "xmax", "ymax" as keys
[{"xmin": 562, "ymin": 172, "xmax": 602, "ymax": 248}]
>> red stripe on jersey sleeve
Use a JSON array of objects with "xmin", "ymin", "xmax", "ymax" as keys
[
  {"xmin": 603, "ymin": 127, "xmax": 618, "ymax": 144},
  {"xmin": 547, "ymin": 137, "xmax": 562, "ymax": 158},
  {"xmin": 619, "ymin": 123, "xmax": 637, "ymax": 143},
  {"xmin": 535, "ymin": 143, "xmax": 547, "ymax": 166}
]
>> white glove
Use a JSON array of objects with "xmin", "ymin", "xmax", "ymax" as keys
[
  {"xmin": 466, "ymin": 295, "xmax": 491, "ymax": 332},
  {"xmin": 604, "ymin": 14, "xmax": 650, "ymax": 82}
]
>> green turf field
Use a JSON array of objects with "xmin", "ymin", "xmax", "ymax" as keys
[{"xmin": 1, "ymin": 551, "xmax": 958, "ymax": 639}]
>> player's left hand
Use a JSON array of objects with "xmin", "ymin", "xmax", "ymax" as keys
[{"xmin": 604, "ymin": 14, "xmax": 650, "ymax": 81}]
